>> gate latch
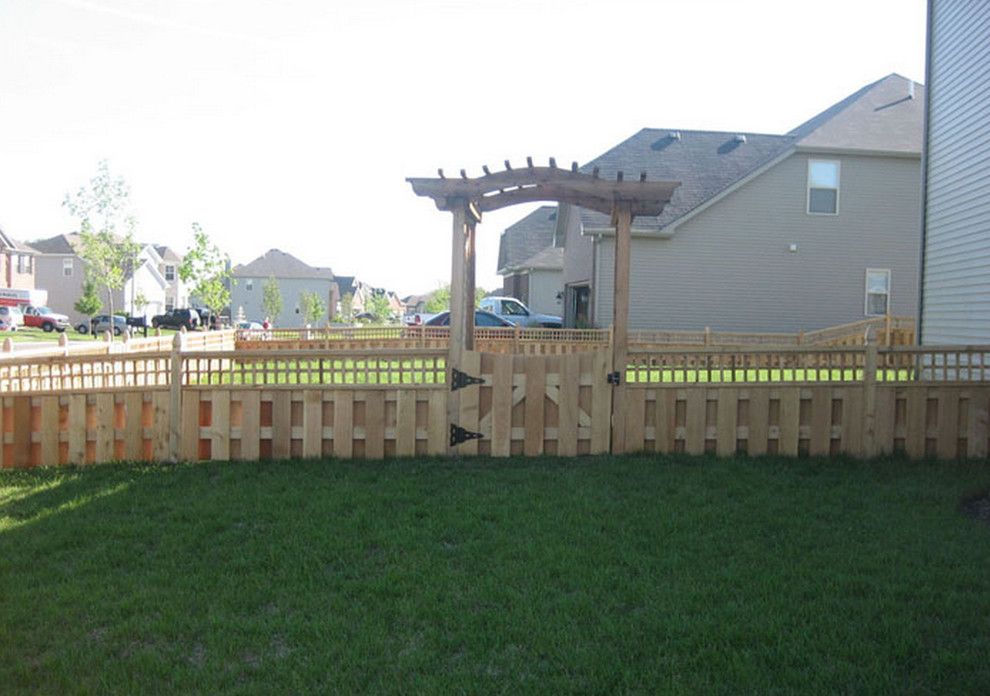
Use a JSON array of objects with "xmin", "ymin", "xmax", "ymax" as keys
[
  {"xmin": 606, "ymin": 371, "xmax": 621, "ymax": 386},
  {"xmin": 450, "ymin": 423, "xmax": 484, "ymax": 447},
  {"xmin": 451, "ymin": 367, "xmax": 485, "ymax": 392}
]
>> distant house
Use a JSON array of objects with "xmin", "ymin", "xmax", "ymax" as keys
[
  {"xmin": 503, "ymin": 74, "xmax": 924, "ymax": 332},
  {"xmin": 919, "ymin": 0, "xmax": 990, "ymax": 344},
  {"xmin": 497, "ymin": 206, "xmax": 564, "ymax": 316},
  {"xmin": 30, "ymin": 233, "xmax": 168, "ymax": 323},
  {"xmin": 154, "ymin": 246, "xmax": 189, "ymax": 312},
  {"xmin": 231, "ymin": 249, "xmax": 337, "ymax": 327},
  {"xmin": 0, "ymin": 227, "xmax": 37, "ymax": 291}
]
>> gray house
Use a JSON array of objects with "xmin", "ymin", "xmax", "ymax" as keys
[
  {"xmin": 919, "ymin": 0, "xmax": 990, "ymax": 344},
  {"xmin": 231, "ymin": 249, "xmax": 338, "ymax": 327},
  {"xmin": 516, "ymin": 74, "xmax": 923, "ymax": 331},
  {"xmin": 497, "ymin": 206, "xmax": 564, "ymax": 316}
]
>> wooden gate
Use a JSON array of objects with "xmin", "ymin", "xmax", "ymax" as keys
[{"xmin": 449, "ymin": 350, "xmax": 613, "ymax": 456}]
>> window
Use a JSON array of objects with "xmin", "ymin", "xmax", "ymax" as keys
[
  {"xmin": 246, "ymin": 279, "xmax": 254, "ymax": 291},
  {"xmin": 865, "ymin": 269, "xmax": 890, "ymax": 316},
  {"xmin": 501, "ymin": 299, "xmax": 529, "ymax": 316},
  {"xmin": 63, "ymin": 258, "xmax": 73, "ymax": 276},
  {"xmin": 16, "ymin": 255, "xmax": 26, "ymax": 273},
  {"xmin": 165, "ymin": 300, "xmax": 174, "ymax": 312},
  {"xmin": 807, "ymin": 159, "xmax": 840, "ymax": 214},
  {"xmin": 164, "ymin": 264, "xmax": 175, "ymax": 281}
]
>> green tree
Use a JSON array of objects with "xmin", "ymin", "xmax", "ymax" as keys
[
  {"xmin": 475, "ymin": 287, "xmax": 488, "ymax": 308},
  {"xmin": 299, "ymin": 291, "xmax": 327, "ymax": 326},
  {"xmin": 74, "ymin": 275, "xmax": 102, "ymax": 331},
  {"xmin": 179, "ymin": 223, "xmax": 233, "ymax": 319},
  {"xmin": 366, "ymin": 292, "xmax": 391, "ymax": 323},
  {"xmin": 424, "ymin": 284, "xmax": 450, "ymax": 313},
  {"xmin": 337, "ymin": 292, "xmax": 354, "ymax": 322},
  {"xmin": 63, "ymin": 161, "xmax": 142, "ymax": 339},
  {"xmin": 262, "ymin": 276, "xmax": 282, "ymax": 323}
]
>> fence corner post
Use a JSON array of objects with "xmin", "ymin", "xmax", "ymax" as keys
[
  {"xmin": 704, "ymin": 326, "xmax": 711, "ymax": 346},
  {"xmin": 2, "ymin": 337, "xmax": 12, "ymax": 354},
  {"xmin": 863, "ymin": 338, "xmax": 879, "ymax": 458},
  {"xmin": 168, "ymin": 330, "xmax": 185, "ymax": 463}
]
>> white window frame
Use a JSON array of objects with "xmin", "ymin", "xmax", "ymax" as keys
[
  {"xmin": 807, "ymin": 159, "xmax": 840, "ymax": 216},
  {"xmin": 63, "ymin": 258, "xmax": 73, "ymax": 276},
  {"xmin": 246, "ymin": 279, "xmax": 254, "ymax": 291},
  {"xmin": 164, "ymin": 264, "xmax": 175, "ymax": 282},
  {"xmin": 864, "ymin": 268, "xmax": 891, "ymax": 316}
]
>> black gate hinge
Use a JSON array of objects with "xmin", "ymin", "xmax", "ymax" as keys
[
  {"xmin": 450, "ymin": 367, "xmax": 485, "ymax": 392},
  {"xmin": 606, "ymin": 371, "xmax": 621, "ymax": 385},
  {"xmin": 450, "ymin": 423, "xmax": 484, "ymax": 447}
]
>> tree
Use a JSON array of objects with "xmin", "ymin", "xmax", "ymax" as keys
[
  {"xmin": 299, "ymin": 291, "xmax": 327, "ymax": 326},
  {"xmin": 424, "ymin": 284, "xmax": 450, "ymax": 313},
  {"xmin": 179, "ymin": 223, "xmax": 233, "ymax": 319},
  {"xmin": 475, "ymin": 287, "xmax": 488, "ymax": 308},
  {"xmin": 74, "ymin": 275, "xmax": 102, "ymax": 331},
  {"xmin": 337, "ymin": 292, "xmax": 354, "ymax": 321},
  {"xmin": 63, "ymin": 161, "xmax": 142, "ymax": 339},
  {"xmin": 366, "ymin": 292, "xmax": 391, "ymax": 323},
  {"xmin": 262, "ymin": 276, "xmax": 282, "ymax": 323}
]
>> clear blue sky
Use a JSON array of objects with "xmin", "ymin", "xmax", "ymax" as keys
[{"xmin": 0, "ymin": 0, "xmax": 927, "ymax": 296}]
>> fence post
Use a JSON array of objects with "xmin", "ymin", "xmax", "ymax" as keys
[
  {"xmin": 863, "ymin": 338, "xmax": 878, "ymax": 457},
  {"xmin": 168, "ymin": 331, "xmax": 185, "ymax": 462},
  {"xmin": 797, "ymin": 329, "xmax": 804, "ymax": 346},
  {"xmin": 884, "ymin": 313, "xmax": 892, "ymax": 347},
  {"xmin": 704, "ymin": 326, "xmax": 711, "ymax": 346},
  {"xmin": 513, "ymin": 323, "xmax": 521, "ymax": 353},
  {"xmin": 2, "ymin": 338, "xmax": 12, "ymax": 354}
]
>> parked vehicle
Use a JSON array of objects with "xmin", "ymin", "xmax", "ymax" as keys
[
  {"xmin": 236, "ymin": 320, "xmax": 264, "ymax": 330},
  {"xmin": 23, "ymin": 305, "xmax": 70, "ymax": 332},
  {"xmin": 76, "ymin": 314, "xmax": 129, "ymax": 336},
  {"xmin": 403, "ymin": 312, "xmax": 437, "ymax": 326},
  {"xmin": 151, "ymin": 308, "xmax": 200, "ymax": 330},
  {"xmin": 0, "ymin": 305, "xmax": 24, "ymax": 329},
  {"xmin": 478, "ymin": 296, "xmax": 562, "ymax": 328},
  {"xmin": 423, "ymin": 310, "xmax": 514, "ymax": 327}
]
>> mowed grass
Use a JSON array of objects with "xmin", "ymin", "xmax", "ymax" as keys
[{"xmin": 2, "ymin": 456, "xmax": 989, "ymax": 694}]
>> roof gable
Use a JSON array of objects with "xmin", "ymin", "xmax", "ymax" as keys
[
  {"xmin": 28, "ymin": 233, "xmax": 81, "ymax": 255},
  {"xmin": 232, "ymin": 248, "xmax": 334, "ymax": 280},
  {"xmin": 497, "ymin": 205, "xmax": 558, "ymax": 274}
]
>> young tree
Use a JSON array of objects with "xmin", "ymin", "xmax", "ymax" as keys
[
  {"xmin": 74, "ymin": 274, "xmax": 102, "ymax": 333},
  {"xmin": 338, "ymin": 292, "xmax": 354, "ymax": 322},
  {"xmin": 366, "ymin": 292, "xmax": 391, "ymax": 323},
  {"xmin": 424, "ymin": 284, "xmax": 450, "ymax": 313},
  {"xmin": 299, "ymin": 291, "xmax": 327, "ymax": 326},
  {"xmin": 63, "ymin": 161, "xmax": 142, "ymax": 338},
  {"xmin": 262, "ymin": 276, "xmax": 282, "ymax": 323},
  {"xmin": 179, "ymin": 223, "xmax": 233, "ymax": 322}
]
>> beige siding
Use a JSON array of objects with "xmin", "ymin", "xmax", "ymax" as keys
[
  {"xmin": 921, "ymin": 0, "xmax": 990, "ymax": 344},
  {"xmin": 526, "ymin": 268, "xmax": 564, "ymax": 317},
  {"xmin": 595, "ymin": 152, "xmax": 921, "ymax": 331},
  {"xmin": 35, "ymin": 255, "xmax": 86, "ymax": 324}
]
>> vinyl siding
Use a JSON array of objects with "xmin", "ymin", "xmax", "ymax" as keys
[
  {"xmin": 921, "ymin": 0, "xmax": 990, "ymax": 344},
  {"xmin": 594, "ymin": 152, "xmax": 921, "ymax": 331},
  {"xmin": 230, "ymin": 277, "xmax": 335, "ymax": 327},
  {"xmin": 526, "ymin": 269, "xmax": 564, "ymax": 317}
]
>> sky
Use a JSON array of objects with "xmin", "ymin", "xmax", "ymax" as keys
[{"xmin": 0, "ymin": 0, "xmax": 927, "ymax": 297}]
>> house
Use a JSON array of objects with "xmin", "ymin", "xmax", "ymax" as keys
[
  {"xmin": 30, "ymin": 233, "xmax": 169, "ymax": 323},
  {"xmin": 0, "ymin": 227, "xmax": 38, "ymax": 291},
  {"xmin": 504, "ymin": 74, "xmax": 923, "ymax": 332},
  {"xmin": 919, "ymin": 0, "xmax": 990, "ymax": 344},
  {"xmin": 154, "ymin": 246, "xmax": 190, "ymax": 312},
  {"xmin": 231, "ymin": 248, "xmax": 337, "ymax": 327},
  {"xmin": 497, "ymin": 206, "xmax": 565, "ymax": 316}
]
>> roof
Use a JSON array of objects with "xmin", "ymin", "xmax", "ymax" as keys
[
  {"xmin": 577, "ymin": 129, "xmax": 794, "ymax": 230},
  {"xmin": 335, "ymin": 275, "xmax": 356, "ymax": 297},
  {"xmin": 232, "ymin": 248, "xmax": 334, "ymax": 280},
  {"xmin": 154, "ymin": 245, "xmax": 183, "ymax": 263},
  {"xmin": 789, "ymin": 74, "xmax": 924, "ymax": 154},
  {"xmin": 0, "ymin": 227, "xmax": 38, "ymax": 253},
  {"xmin": 27, "ymin": 233, "xmax": 82, "ymax": 255},
  {"xmin": 497, "ymin": 205, "xmax": 558, "ymax": 274},
  {"xmin": 517, "ymin": 246, "xmax": 563, "ymax": 271}
]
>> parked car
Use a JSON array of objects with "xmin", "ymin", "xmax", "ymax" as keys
[
  {"xmin": 77, "ymin": 314, "xmax": 129, "ymax": 336},
  {"xmin": 403, "ymin": 312, "xmax": 437, "ymax": 326},
  {"xmin": 237, "ymin": 320, "xmax": 264, "ymax": 330},
  {"xmin": 423, "ymin": 310, "xmax": 514, "ymax": 327},
  {"xmin": 478, "ymin": 296, "xmax": 562, "ymax": 328},
  {"xmin": 23, "ymin": 305, "xmax": 70, "ymax": 332},
  {"xmin": 0, "ymin": 305, "xmax": 24, "ymax": 329},
  {"xmin": 151, "ymin": 308, "xmax": 200, "ymax": 330}
]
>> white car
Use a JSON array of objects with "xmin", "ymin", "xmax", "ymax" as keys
[{"xmin": 0, "ymin": 305, "xmax": 24, "ymax": 329}]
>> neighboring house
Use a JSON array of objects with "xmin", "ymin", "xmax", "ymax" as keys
[
  {"xmin": 497, "ymin": 206, "xmax": 565, "ymax": 316},
  {"xmin": 919, "ymin": 0, "xmax": 990, "ymax": 344},
  {"xmin": 154, "ymin": 245, "xmax": 189, "ymax": 312},
  {"xmin": 504, "ymin": 74, "xmax": 922, "ymax": 332},
  {"xmin": 0, "ymin": 227, "xmax": 37, "ymax": 290},
  {"xmin": 231, "ymin": 248, "xmax": 336, "ymax": 327},
  {"xmin": 30, "ymin": 233, "xmax": 169, "ymax": 324}
]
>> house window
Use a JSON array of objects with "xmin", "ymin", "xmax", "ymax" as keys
[
  {"xmin": 807, "ymin": 159, "xmax": 840, "ymax": 214},
  {"xmin": 865, "ymin": 269, "xmax": 890, "ymax": 316},
  {"xmin": 165, "ymin": 300, "xmax": 174, "ymax": 312},
  {"xmin": 246, "ymin": 279, "xmax": 254, "ymax": 291},
  {"xmin": 16, "ymin": 255, "xmax": 26, "ymax": 273},
  {"xmin": 63, "ymin": 258, "xmax": 73, "ymax": 277},
  {"xmin": 164, "ymin": 264, "xmax": 175, "ymax": 282}
]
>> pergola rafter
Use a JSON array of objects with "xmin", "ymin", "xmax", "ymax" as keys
[{"xmin": 407, "ymin": 158, "xmax": 680, "ymax": 453}]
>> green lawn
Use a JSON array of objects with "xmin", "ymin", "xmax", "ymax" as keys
[{"xmin": 2, "ymin": 456, "xmax": 989, "ymax": 694}]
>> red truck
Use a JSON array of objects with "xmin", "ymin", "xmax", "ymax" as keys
[{"xmin": 23, "ymin": 305, "xmax": 71, "ymax": 332}]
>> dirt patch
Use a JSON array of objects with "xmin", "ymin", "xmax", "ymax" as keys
[{"xmin": 961, "ymin": 493, "xmax": 990, "ymax": 526}]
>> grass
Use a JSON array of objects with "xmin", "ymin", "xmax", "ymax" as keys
[{"xmin": 1, "ymin": 455, "xmax": 989, "ymax": 694}]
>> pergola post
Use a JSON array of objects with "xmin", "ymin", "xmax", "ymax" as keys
[
  {"xmin": 610, "ymin": 202, "xmax": 632, "ymax": 454},
  {"xmin": 464, "ymin": 217, "xmax": 477, "ymax": 351}
]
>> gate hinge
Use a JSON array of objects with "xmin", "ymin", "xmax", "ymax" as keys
[
  {"xmin": 450, "ymin": 367, "xmax": 485, "ymax": 392},
  {"xmin": 450, "ymin": 423, "xmax": 484, "ymax": 447},
  {"xmin": 606, "ymin": 371, "xmax": 621, "ymax": 386}
]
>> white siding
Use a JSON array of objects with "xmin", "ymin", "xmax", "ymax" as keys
[{"xmin": 921, "ymin": 0, "xmax": 990, "ymax": 343}]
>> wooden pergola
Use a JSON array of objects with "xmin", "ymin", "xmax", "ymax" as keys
[{"xmin": 408, "ymin": 159, "xmax": 679, "ymax": 451}]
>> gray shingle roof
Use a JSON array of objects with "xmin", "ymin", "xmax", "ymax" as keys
[
  {"xmin": 518, "ymin": 246, "xmax": 563, "ymax": 271},
  {"xmin": 497, "ymin": 206, "xmax": 558, "ymax": 274},
  {"xmin": 334, "ymin": 275, "xmax": 356, "ymax": 297},
  {"xmin": 154, "ymin": 245, "xmax": 183, "ymax": 263},
  {"xmin": 232, "ymin": 248, "xmax": 334, "ymax": 280},
  {"xmin": 27, "ymin": 233, "xmax": 81, "ymax": 254},
  {"xmin": 0, "ymin": 227, "xmax": 38, "ymax": 253}
]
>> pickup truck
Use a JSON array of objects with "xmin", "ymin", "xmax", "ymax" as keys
[
  {"xmin": 478, "ymin": 296, "xmax": 562, "ymax": 328},
  {"xmin": 23, "ymin": 305, "xmax": 70, "ymax": 332}
]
